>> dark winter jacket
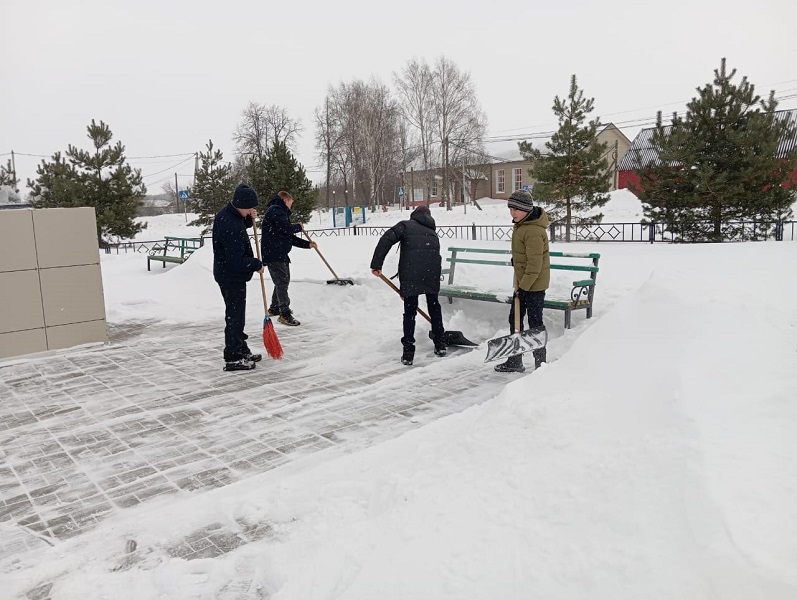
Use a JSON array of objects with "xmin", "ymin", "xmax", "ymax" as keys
[
  {"xmin": 512, "ymin": 206, "xmax": 550, "ymax": 292},
  {"xmin": 212, "ymin": 202, "xmax": 262, "ymax": 284},
  {"xmin": 370, "ymin": 207, "xmax": 442, "ymax": 296},
  {"xmin": 260, "ymin": 194, "xmax": 311, "ymax": 264}
]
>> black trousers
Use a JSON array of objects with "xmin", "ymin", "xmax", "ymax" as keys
[
  {"xmin": 266, "ymin": 262, "xmax": 292, "ymax": 316},
  {"xmin": 509, "ymin": 289, "xmax": 546, "ymax": 333},
  {"xmin": 509, "ymin": 289, "xmax": 547, "ymax": 366},
  {"xmin": 219, "ymin": 283, "xmax": 251, "ymax": 361},
  {"xmin": 402, "ymin": 293, "xmax": 445, "ymax": 349}
]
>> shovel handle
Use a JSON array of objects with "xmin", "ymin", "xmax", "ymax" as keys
[
  {"xmin": 378, "ymin": 273, "xmax": 432, "ymax": 323},
  {"xmin": 301, "ymin": 227, "xmax": 340, "ymax": 279},
  {"xmin": 514, "ymin": 290, "xmax": 521, "ymax": 333}
]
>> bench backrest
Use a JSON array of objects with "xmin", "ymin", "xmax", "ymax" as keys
[
  {"xmin": 445, "ymin": 247, "xmax": 600, "ymax": 286},
  {"xmin": 163, "ymin": 236, "xmax": 203, "ymax": 258}
]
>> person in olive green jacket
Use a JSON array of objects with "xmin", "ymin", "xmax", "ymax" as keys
[{"xmin": 495, "ymin": 189, "xmax": 550, "ymax": 373}]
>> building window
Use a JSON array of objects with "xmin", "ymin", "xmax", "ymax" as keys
[
  {"xmin": 513, "ymin": 168, "xmax": 522, "ymax": 192},
  {"xmin": 431, "ymin": 177, "xmax": 438, "ymax": 197},
  {"xmin": 496, "ymin": 169, "xmax": 505, "ymax": 194}
]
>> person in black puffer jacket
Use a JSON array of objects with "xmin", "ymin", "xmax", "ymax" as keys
[
  {"xmin": 212, "ymin": 183, "xmax": 264, "ymax": 371},
  {"xmin": 260, "ymin": 190, "xmax": 316, "ymax": 326},
  {"xmin": 370, "ymin": 205, "xmax": 445, "ymax": 366}
]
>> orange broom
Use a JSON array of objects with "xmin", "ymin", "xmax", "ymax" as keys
[{"xmin": 251, "ymin": 215, "xmax": 283, "ymax": 360}]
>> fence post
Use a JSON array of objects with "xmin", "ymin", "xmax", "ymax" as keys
[
  {"xmin": 471, "ymin": 223, "xmax": 476, "ymax": 240},
  {"xmin": 776, "ymin": 220, "xmax": 784, "ymax": 242},
  {"xmin": 649, "ymin": 222, "xmax": 655, "ymax": 244},
  {"xmin": 353, "ymin": 224, "xmax": 358, "ymax": 236},
  {"xmin": 549, "ymin": 223, "xmax": 556, "ymax": 243}
]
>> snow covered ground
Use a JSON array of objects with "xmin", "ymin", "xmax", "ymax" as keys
[{"xmin": 2, "ymin": 190, "xmax": 797, "ymax": 599}]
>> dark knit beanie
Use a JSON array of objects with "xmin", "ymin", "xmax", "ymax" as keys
[
  {"xmin": 507, "ymin": 189, "xmax": 534, "ymax": 212},
  {"xmin": 232, "ymin": 183, "xmax": 259, "ymax": 209}
]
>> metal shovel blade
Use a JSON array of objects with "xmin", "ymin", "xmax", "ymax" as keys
[
  {"xmin": 484, "ymin": 328, "xmax": 547, "ymax": 363},
  {"xmin": 431, "ymin": 329, "xmax": 478, "ymax": 347},
  {"xmin": 326, "ymin": 278, "xmax": 355, "ymax": 285}
]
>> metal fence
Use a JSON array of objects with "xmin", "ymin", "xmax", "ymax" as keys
[
  {"xmin": 316, "ymin": 221, "xmax": 797, "ymax": 243},
  {"xmin": 105, "ymin": 219, "xmax": 797, "ymax": 254}
]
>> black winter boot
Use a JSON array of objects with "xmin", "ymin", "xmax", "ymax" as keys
[
  {"xmin": 401, "ymin": 345, "xmax": 415, "ymax": 366},
  {"xmin": 433, "ymin": 339, "xmax": 447, "ymax": 357},
  {"xmin": 533, "ymin": 348, "xmax": 547, "ymax": 369},
  {"xmin": 494, "ymin": 354, "xmax": 525, "ymax": 373},
  {"xmin": 223, "ymin": 357, "xmax": 256, "ymax": 371}
]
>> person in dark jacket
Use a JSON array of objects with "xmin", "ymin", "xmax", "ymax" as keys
[
  {"xmin": 495, "ymin": 189, "xmax": 550, "ymax": 373},
  {"xmin": 260, "ymin": 191, "xmax": 317, "ymax": 326},
  {"xmin": 212, "ymin": 183, "xmax": 264, "ymax": 371},
  {"xmin": 370, "ymin": 205, "xmax": 445, "ymax": 366}
]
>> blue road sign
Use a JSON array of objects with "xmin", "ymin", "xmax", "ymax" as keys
[
  {"xmin": 179, "ymin": 190, "xmax": 189, "ymax": 200},
  {"xmin": 398, "ymin": 186, "xmax": 405, "ymax": 197}
]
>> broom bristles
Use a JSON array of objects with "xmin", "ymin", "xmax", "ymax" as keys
[{"xmin": 262, "ymin": 317, "xmax": 283, "ymax": 360}]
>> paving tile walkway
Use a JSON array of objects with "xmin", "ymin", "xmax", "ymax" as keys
[{"xmin": 0, "ymin": 318, "xmax": 510, "ymax": 565}]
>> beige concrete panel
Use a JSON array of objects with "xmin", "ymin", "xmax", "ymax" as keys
[
  {"xmin": 33, "ymin": 207, "xmax": 100, "ymax": 268},
  {"xmin": 0, "ymin": 270, "xmax": 45, "ymax": 334},
  {"xmin": 0, "ymin": 328, "xmax": 47, "ymax": 360},
  {"xmin": 40, "ymin": 264, "xmax": 106, "ymax": 326},
  {"xmin": 46, "ymin": 320, "xmax": 107, "ymax": 351},
  {"xmin": 0, "ymin": 209, "xmax": 38, "ymax": 271}
]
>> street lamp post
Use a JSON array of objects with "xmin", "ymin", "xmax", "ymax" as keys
[{"xmin": 332, "ymin": 190, "xmax": 336, "ymax": 227}]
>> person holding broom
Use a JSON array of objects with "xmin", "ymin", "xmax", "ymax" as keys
[
  {"xmin": 494, "ymin": 189, "xmax": 550, "ymax": 373},
  {"xmin": 260, "ymin": 191, "xmax": 317, "ymax": 326},
  {"xmin": 212, "ymin": 183, "xmax": 264, "ymax": 372},
  {"xmin": 370, "ymin": 205, "xmax": 446, "ymax": 366}
]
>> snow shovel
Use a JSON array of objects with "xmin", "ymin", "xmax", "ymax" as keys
[
  {"xmin": 301, "ymin": 228, "xmax": 354, "ymax": 285},
  {"xmin": 484, "ymin": 293, "xmax": 547, "ymax": 363},
  {"xmin": 377, "ymin": 273, "xmax": 477, "ymax": 347}
]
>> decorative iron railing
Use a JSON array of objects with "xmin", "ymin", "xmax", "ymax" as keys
[{"xmin": 106, "ymin": 219, "xmax": 797, "ymax": 253}]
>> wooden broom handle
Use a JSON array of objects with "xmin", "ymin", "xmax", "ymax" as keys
[
  {"xmin": 251, "ymin": 216, "xmax": 269, "ymax": 313},
  {"xmin": 301, "ymin": 227, "xmax": 340, "ymax": 279},
  {"xmin": 378, "ymin": 273, "xmax": 432, "ymax": 323}
]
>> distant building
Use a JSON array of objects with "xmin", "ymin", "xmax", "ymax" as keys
[
  {"xmin": 618, "ymin": 108, "xmax": 797, "ymax": 193},
  {"xmin": 405, "ymin": 123, "xmax": 630, "ymax": 206}
]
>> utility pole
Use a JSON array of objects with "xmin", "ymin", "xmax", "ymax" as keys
[
  {"xmin": 325, "ymin": 98, "xmax": 331, "ymax": 210},
  {"xmin": 462, "ymin": 156, "xmax": 467, "ymax": 215},
  {"xmin": 612, "ymin": 139, "xmax": 619, "ymax": 190},
  {"xmin": 410, "ymin": 167, "xmax": 415, "ymax": 210},
  {"xmin": 443, "ymin": 136, "xmax": 450, "ymax": 211},
  {"xmin": 174, "ymin": 173, "xmax": 180, "ymax": 214},
  {"xmin": 10, "ymin": 150, "xmax": 18, "ymax": 191}
]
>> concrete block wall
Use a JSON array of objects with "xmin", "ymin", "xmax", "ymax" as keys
[{"xmin": 0, "ymin": 207, "xmax": 107, "ymax": 360}]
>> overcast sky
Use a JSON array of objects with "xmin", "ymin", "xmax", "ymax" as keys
[{"xmin": 2, "ymin": 0, "xmax": 795, "ymax": 195}]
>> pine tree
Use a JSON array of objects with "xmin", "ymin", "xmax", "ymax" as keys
[
  {"xmin": 189, "ymin": 140, "xmax": 235, "ymax": 234},
  {"xmin": 520, "ymin": 75, "xmax": 610, "ymax": 242},
  {"xmin": 0, "ymin": 159, "xmax": 19, "ymax": 190},
  {"xmin": 29, "ymin": 120, "xmax": 147, "ymax": 245},
  {"xmin": 637, "ymin": 58, "xmax": 797, "ymax": 241},
  {"xmin": 259, "ymin": 140, "xmax": 318, "ymax": 224},
  {"xmin": 28, "ymin": 152, "xmax": 81, "ymax": 208}
]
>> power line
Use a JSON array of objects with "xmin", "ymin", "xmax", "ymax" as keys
[
  {"xmin": 128, "ymin": 152, "xmax": 194, "ymax": 159},
  {"xmin": 140, "ymin": 156, "xmax": 195, "ymax": 180},
  {"xmin": 485, "ymin": 85, "xmax": 797, "ymax": 142}
]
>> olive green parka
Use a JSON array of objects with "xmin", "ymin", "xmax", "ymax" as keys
[{"xmin": 511, "ymin": 207, "xmax": 550, "ymax": 292}]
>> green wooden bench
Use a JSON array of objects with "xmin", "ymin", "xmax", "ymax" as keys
[
  {"xmin": 147, "ymin": 236, "xmax": 203, "ymax": 271},
  {"xmin": 439, "ymin": 246, "xmax": 601, "ymax": 329}
]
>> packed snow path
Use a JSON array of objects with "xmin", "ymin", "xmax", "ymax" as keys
[{"xmin": 0, "ymin": 317, "xmax": 505, "ymax": 560}]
